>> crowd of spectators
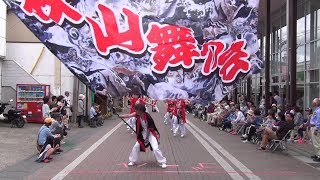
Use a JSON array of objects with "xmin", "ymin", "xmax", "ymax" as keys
[
  {"xmin": 189, "ymin": 92, "xmax": 320, "ymax": 160},
  {"xmin": 37, "ymin": 91, "xmax": 104, "ymax": 163}
]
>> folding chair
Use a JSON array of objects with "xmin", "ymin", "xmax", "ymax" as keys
[
  {"xmin": 269, "ymin": 130, "xmax": 292, "ymax": 153},
  {"xmin": 236, "ymin": 123, "xmax": 246, "ymax": 135}
]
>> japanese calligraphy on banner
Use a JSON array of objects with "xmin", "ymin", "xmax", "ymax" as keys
[{"xmin": 8, "ymin": 0, "xmax": 262, "ymax": 103}]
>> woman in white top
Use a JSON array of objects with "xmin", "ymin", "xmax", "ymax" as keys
[
  {"xmin": 42, "ymin": 96, "xmax": 58, "ymax": 120},
  {"xmin": 230, "ymin": 104, "xmax": 246, "ymax": 135}
]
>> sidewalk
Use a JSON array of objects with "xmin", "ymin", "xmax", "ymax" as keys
[
  {"xmin": 287, "ymin": 140, "xmax": 320, "ymax": 169},
  {"xmin": 0, "ymin": 116, "xmax": 116, "ymax": 179}
]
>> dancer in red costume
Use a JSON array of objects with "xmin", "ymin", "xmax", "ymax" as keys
[
  {"xmin": 119, "ymin": 104, "xmax": 167, "ymax": 168},
  {"xmin": 173, "ymin": 99, "xmax": 187, "ymax": 137}
]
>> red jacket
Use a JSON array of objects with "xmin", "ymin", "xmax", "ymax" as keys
[
  {"xmin": 166, "ymin": 100, "xmax": 174, "ymax": 112},
  {"xmin": 130, "ymin": 97, "xmax": 138, "ymax": 113},
  {"xmin": 177, "ymin": 100, "xmax": 186, "ymax": 123}
]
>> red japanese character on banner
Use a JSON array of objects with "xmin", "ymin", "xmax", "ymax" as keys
[
  {"xmin": 21, "ymin": 0, "xmax": 83, "ymax": 25},
  {"xmin": 146, "ymin": 22, "xmax": 200, "ymax": 74},
  {"xmin": 218, "ymin": 40, "xmax": 250, "ymax": 83},
  {"xmin": 200, "ymin": 40, "xmax": 226, "ymax": 76},
  {"xmin": 85, "ymin": 4, "xmax": 146, "ymax": 56},
  {"xmin": 200, "ymin": 40, "xmax": 250, "ymax": 83}
]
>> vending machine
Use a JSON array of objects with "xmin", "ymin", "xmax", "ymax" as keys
[{"xmin": 16, "ymin": 84, "xmax": 50, "ymax": 123}]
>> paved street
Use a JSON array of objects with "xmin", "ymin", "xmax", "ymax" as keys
[{"xmin": 1, "ymin": 102, "xmax": 320, "ymax": 180}]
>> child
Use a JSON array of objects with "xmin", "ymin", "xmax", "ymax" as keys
[{"xmin": 119, "ymin": 104, "xmax": 167, "ymax": 168}]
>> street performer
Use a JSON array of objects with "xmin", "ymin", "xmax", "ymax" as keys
[
  {"xmin": 164, "ymin": 99, "xmax": 174, "ymax": 125},
  {"xmin": 119, "ymin": 103, "xmax": 167, "ymax": 168},
  {"xmin": 173, "ymin": 99, "xmax": 187, "ymax": 137},
  {"xmin": 126, "ymin": 95, "xmax": 138, "ymax": 133}
]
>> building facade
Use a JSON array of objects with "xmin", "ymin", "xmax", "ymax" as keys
[{"xmin": 238, "ymin": 0, "xmax": 320, "ymax": 112}]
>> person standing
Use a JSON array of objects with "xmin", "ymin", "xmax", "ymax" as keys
[
  {"xmin": 64, "ymin": 91, "xmax": 72, "ymax": 123},
  {"xmin": 310, "ymin": 98, "xmax": 320, "ymax": 162},
  {"xmin": 119, "ymin": 104, "xmax": 167, "ymax": 168},
  {"xmin": 77, "ymin": 94, "xmax": 85, "ymax": 128},
  {"xmin": 126, "ymin": 95, "xmax": 138, "ymax": 133},
  {"xmin": 42, "ymin": 96, "xmax": 58, "ymax": 119},
  {"xmin": 49, "ymin": 96, "xmax": 58, "ymax": 110},
  {"xmin": 57, "ymin": 95, "xmax": 69, "ymax": 130},
  {"xmin": 173, "ymin": 99, "xmax": 187, "ymax": 137},
  {"xmin": 163, "ymin": 100, "xmax": 174, "ymax": 125}
]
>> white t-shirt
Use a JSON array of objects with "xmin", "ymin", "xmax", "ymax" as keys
[
  {"xmin": 42, "ymin": 104, "xmax": 50, "ymax": 119},
  {"xmin": 274, "ymin": 95, "xmax": 282, "ymax": 105},
  {"xmin": 235, "ymin": 111, "xmax": 245, "ymax": 122}
]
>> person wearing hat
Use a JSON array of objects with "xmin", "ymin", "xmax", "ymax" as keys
[
  {"xmin": 289, "ymin": 106, "xmax": 304, "ymax": 141},
  {"xmin": 64, "ymin": 91, "xmax": 72, "ymax": 123},
  {"xmin": 77, "ymin": 94, "xmax": 86, "ymax": 128},
  {"xmin": 36, "ymin": 118, "xmax": 61, "ymax": 163},
  {"xmin": 242, "ymin": 110, "xmax": 263, "ymax": 143}
]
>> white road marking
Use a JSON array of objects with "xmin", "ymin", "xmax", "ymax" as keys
[
  {"xmin": 51, "ymin": 122, "xmax": 123, "ymax": 180},
  {"xmin": 188, "ymin": 121, "xmax": 261, "ymax": 180},
  {"xmin": 186, "ymin": 124, "xmax": 245, "ymax": 180}
]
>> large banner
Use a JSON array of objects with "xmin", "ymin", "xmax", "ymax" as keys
[{"xmin": 8, "ymin": 0, "xmax": 262, "ymax": 103}]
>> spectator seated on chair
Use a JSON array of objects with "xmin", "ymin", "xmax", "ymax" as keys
[
  {"xmin": 193, "ymin": 104, "xmax": 203, "ymax": 118},
  {"xmin": 219, "ymin": 108, "xmax": 236, "ymax": 131},
  {"xmin": 242, "ymin": 110, "xmax": 263, "ymax": 143},
  {"xmin": 206, "ymin": 102, "xmax": 216, "ymax": 122},
  {"xmin": 219, "ymin": 105, "xmax": 244, "ymax": 132},
  {"xmin": 262, "ymin": 110, "xmax": 277, "ymax": 129},
  {"xmin": 229, "ymin": 104, "xmax": 246, "ymax": 135},
  {"xmin": 289, "ymin": 106, "xmax": 304, "ymax": 141},
  {"xmin": 216, "ymin": 105, "xmax": 231, "ymax": 127},
  {"xmin": 89, "ymin": 103, "xmax": 99, "ymax": 128},
  {"xmin": 200, "ymin": 105, "xmax": 208, "ymax": 121},
  {"xmin": 208, "ymin": 103, "xmax": 223, "ymax": 124},
  {"xmin": 297, "ymin": 108, "xmax": 313, "ymax": 142},
  {"xmin": 258, "ymin": 112, "xmax": 294, "ymax": 151},
  {"xmin": 209, "ymin": 105, "xmax": 229, "ymax": 127}
]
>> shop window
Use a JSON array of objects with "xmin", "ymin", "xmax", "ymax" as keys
[
  {"xmin": 272, "ymin": 76, "xmax": 279, "ymax": 83},
  {"xmin": 297, "ymin": 45, "xmax": 305, "ymax": 64},
  {"xmin": 306, "ymin": 83, "xmax": 320, "ymax": 108},
  {"xmin": 296, "ymin": 84, "xmax": 305, "ymax": 109},
  {"xmin": 306, "ymin": 69, "xmax": 319, "ymax": 82},
  {"xmin": 308, "ymin": 41, "xmax": 320, "ymax": 69},
  {"xmin": 297, "ymin": 71, "xmax": 305, "ymax": 83}
]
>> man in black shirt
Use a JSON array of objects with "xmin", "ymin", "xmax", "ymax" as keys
[{"xmin": 258, "ymin": 112, "xmax": 294, "ymax": 150}]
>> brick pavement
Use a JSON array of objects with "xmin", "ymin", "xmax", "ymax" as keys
[
  {"xmin": 54, "ymin": 103, "xmax": 232, "ymax": 180},
  {"xmin": 1, "ymin": 102, "xmax": 320, "ymax": 180}
]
